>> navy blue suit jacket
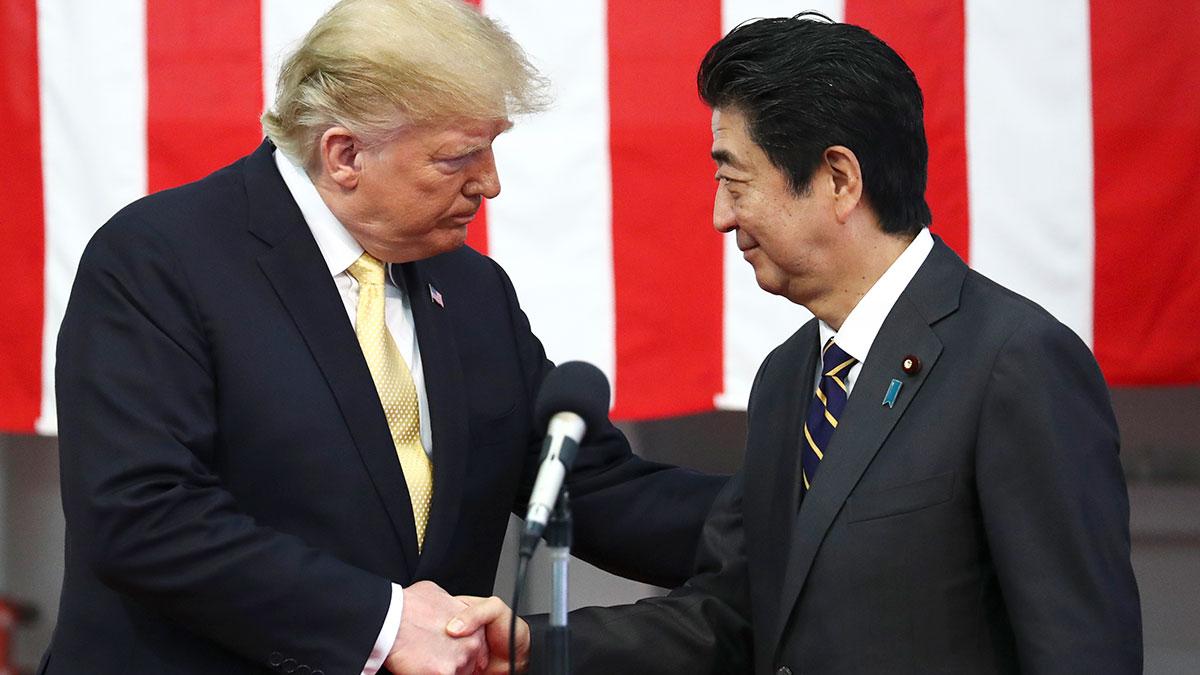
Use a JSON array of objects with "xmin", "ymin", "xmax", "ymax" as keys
[{"xmin": 46, "ymin": 141, "xmax": 725, "ymax": 675}]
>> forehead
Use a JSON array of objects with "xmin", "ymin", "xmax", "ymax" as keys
[
  {"xmin": 404, "ymin": 117, "xmax": 513, "ymax": 150},
  {"xmin": 712, "ymin": 108, "xmax": 747, "ymax": 143},
  {"xmin": 711, "ymin": 108, "xmax": 760, "ymax": 171}
]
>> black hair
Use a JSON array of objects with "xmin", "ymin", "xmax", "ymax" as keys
[{"xmin": 698, "ymin": 13, "xmax": 931, "ymax": 235}]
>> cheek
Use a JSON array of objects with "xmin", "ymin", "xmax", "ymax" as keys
[
  {"xmin": 733, "ymin": 197, "xmax": 772, "ymax": 237},
  {"xmin": 430, "ymin": 180, "xmax": 468, "ymax": 209}
]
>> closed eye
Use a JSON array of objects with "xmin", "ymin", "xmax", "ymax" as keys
[{"xmin": 434, "ymin": 153, "xmax": 476, "ymax": 172}]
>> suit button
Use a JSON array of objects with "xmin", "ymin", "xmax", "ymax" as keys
[
  {"xmin": 776, "ymin": 667, "xmax": 793, "ymax": 675},
  {"xmin": 296, "ymin": 666, "xmax": 311, "ymax": 674},
  {"xmin": 269, "ymin": 652, "xmax": 283, "ymax": 667},
  {"xmin": 282, "ymin": 658, "xmax": 297, "ymax": 672}
]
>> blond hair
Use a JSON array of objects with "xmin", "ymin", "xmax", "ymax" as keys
[{"xmin": 262, "ymin": 0, "xmax": 547, "ymax": 168}]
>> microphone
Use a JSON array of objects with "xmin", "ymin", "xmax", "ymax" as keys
[{"xmin": 519, "ymin": 361, "xmax": 611, "ymax": 556}]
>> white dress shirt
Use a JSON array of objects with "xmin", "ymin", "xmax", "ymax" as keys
[
  {"xmin": 816, "ymin": 227, "xmax": 934, "ymax": 396},
  {"xmin": 275, "ymin": 150, "xmax": 417, "ymax": 675}
]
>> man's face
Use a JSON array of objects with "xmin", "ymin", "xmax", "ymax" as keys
[
  {"xmin": 343, "ymin": 117, "xmax": 511, "ymax": 263},
  {"xmin": 711, "ymin": 108, "xmax": 840, "ymax": 305}
]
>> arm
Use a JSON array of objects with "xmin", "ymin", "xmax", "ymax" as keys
[
  {"xmin": 976, "ymin": 318, "xmax": 1142, "ymax": 673},
  {"xmin": 454, "ymin": 471, "xmax": 754, "ymax": 674},
  {"xmin": 486, "ymin": 258, "xmax": 728, "ymax": 588}
]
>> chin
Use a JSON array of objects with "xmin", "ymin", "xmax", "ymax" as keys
[
  {"xmin": 753, "ymin": 272, "xmax": 788, "ymax": 298},
  {"xmin": 427, "ymin": 231, "xmax": 467, "ymax": 257}
]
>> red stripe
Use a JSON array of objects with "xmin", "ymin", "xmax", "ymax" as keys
[
  {"xmin": 465, "ymin": 204, "xmax": 489, "ymax": 255},
  {"xmin": 844, "ymin": 0, "xmax": 970, "ymax": 260},
  {"xmin": 464, "ymin": 0, "xmax": 488, "ymax": 255},
  {"xmin": 0, "ymin": 0, "xmax": 45, "ymax": 432},
  {"xmin": 608, "ymin": 0, "xmax": 723, "ymax": 419},
  {"xmin": 146, "ymin": 1, "xmax": 262, "ymax": 193},
  {"xmin": 1091, "ymin": 0, "xmax": 1200, "ymax": 384}
]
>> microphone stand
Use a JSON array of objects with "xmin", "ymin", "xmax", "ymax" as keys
[{"xmin": 544, "ymin": 489, "xmax": 571, "ymax": 675}]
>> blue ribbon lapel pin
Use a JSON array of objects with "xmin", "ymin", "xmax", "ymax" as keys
[{"xmin": 882, "ymin": 378, "xmax": 902, "ymax": 408}]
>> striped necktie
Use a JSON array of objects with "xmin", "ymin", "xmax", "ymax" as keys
[
  {"xmin": 801, "ymin": 339, "xmax": 858, "ymax": 491},
  {"xmin": 347, "ymin": 252, "xmax": 434, "ymax": 550}
]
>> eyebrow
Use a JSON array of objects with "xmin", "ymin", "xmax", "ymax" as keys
[
  {"xmin": 438, "ymin": 140, "xmax": 491, "ymax": 159},
  {"xmin": 444, "ymin": 122, "xmax": 514, "ymax": 157},
  {"xmin": 711, "ymin": 148, "xmax": 745, "ymax": 171}
]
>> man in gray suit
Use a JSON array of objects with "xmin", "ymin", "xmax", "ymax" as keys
[{"xmin": 453, "ymin": 13, "xmax": 1142, "ymax": 674}]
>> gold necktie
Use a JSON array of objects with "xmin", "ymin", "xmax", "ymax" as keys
[{"xmin": 347, "ymin": 253, "xmax": 433, "ymax": 550}]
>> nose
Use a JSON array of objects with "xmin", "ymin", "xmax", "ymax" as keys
[
  {"xmin": 465, "ymin": 149, "xmax": 501, "ymax": 200},
  {"xmin": 713, "ymin": 185, "xmax": 736, "ymax": 233}
]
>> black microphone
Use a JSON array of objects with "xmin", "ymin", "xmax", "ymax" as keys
[{"xmin": 519, "ymin": 361, "xmax": 611, "ymax": 557}]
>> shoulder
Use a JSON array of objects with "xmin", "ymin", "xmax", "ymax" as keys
[
  {"xmin": 959, "ymin": 269, "xmax": 1089, "ymax": 354},
  {"xmin": 748, "ymin": 318, "xmax": 818, "ymax": 400},
  {"xmin": 418, "ymin": 245, "xmax": 520, "ymax": 301},
  {"xmin": 86, "ymin": 153, "xmax": 253, "ymax": 265},
  {"xmin": 955, "ymin": 270, "xmax": 1107, "ymax": 399},
  {"xmin": 421, "ymin": 243, "xmax": 504, "ymax": 277}
]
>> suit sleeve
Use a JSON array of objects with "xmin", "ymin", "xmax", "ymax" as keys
[
  {"xmin": 487, "ymin": 258, "xmax": 728, "ymax": 588},
  {"xmin": 56, "ymin": 217, "xmax": 390, "ymax": 674},
  {"xmin": 529, "ymin": 470, "xmax": 754, "ymax": 675},
  {"xmin": 975, "ymin": 317, "xmax": 1142, "ymax": 673}
]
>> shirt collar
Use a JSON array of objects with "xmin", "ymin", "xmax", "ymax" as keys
[
  {"xmin": 819, "ymin": 227, "xmax": 934, "ymax": 363},
  {"xmin": 274, "ymin": 149, "xmax": 364, "ymax": 278}
]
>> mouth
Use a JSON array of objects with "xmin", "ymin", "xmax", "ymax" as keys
[{"xmin": 449, "ymin": 211, "xmax": 477, "ymax": 225}]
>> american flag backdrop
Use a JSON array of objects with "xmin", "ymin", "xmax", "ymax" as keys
[{"xmin": 2, "ymin": 0, "xmax": 1199, "ymax": 435}]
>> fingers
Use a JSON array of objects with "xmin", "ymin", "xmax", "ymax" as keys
[
  {"xmin": 445, "ymin": 597, "xmax": 530, "ymax": 674},
  {"xmin": 387, "ymin": 582, "xmax": 488, "ymax": 675},
  {"xmin": 473, "ymin": 627, "xmax": 490, "ymax": 673},
  {"xmin": 446, "ymin": 596, "xmax": 510, "ymax": 637}
]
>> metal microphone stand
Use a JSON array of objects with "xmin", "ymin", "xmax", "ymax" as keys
[{"xmin": 543, "ymin": 489, "xmax": 571, "ymax": 675}]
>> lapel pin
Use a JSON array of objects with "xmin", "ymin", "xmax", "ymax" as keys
[
  {"xmin": 901, "ymin": 354, "xmax": 921, "ymax": 375},
  {"xmin": 882, "ymin": 378, "xmax": 902, "ymax": 408},
  {"xmin": 429, "ymin": 283, "xmax": 444, "ymax": 308}
]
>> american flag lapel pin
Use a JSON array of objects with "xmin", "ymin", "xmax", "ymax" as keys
[{"xmin": 429, "ymin": 283, "xmax": 444, "ymax": 308}]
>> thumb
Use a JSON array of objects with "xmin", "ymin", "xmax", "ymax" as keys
[{"xmin": 446, "ymin": 596, "xmax": 508, "ymax": 637}]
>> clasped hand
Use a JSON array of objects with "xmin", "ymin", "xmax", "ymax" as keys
[{"xmin": 385, "ymin": 580, "xmax": 529, "ymax": 675}]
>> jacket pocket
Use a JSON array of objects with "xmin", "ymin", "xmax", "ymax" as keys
[
  {"xmin": 847, "ymin": 471, "xmax": 955, "ymax": 523},
  {"xmin": 467, "ymin": 400, "xmax": 519, "ymax": 446}
]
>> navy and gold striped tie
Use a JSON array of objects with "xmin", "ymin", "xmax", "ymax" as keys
[{"xmin": 801, "ymin": 340, "xmax": 857, "ymax": 491}]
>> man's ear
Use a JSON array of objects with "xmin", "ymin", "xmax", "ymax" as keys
[
  {"xmin": 319, "ymin": 126, "xmax": 362, "ymax": 190},
  {"xmin": 824, "ymin": 145, "xmax": 863, "ymax": 223}
]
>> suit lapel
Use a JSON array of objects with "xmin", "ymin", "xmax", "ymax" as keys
[
  {"xmin": 744, "ymin": 321, "xmax": 819, "ymax": 654},
  {"xmin": 748, "ymin": 322, "xmax": 820, "ymax": 523},
  {"xmin": 769, "ymin": 239, "xmax": 965, "ymax": 654},
  {"xmin": 401, "ymin": 263, "xmax": 471, "ymax": 579},
  {"xmin": 245, "ymin": 142, "xmax": 421, "ymax": 574}
]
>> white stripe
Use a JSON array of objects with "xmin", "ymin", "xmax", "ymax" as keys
[
  {"xmin": 966, "ymin": 0, "xmax": 1095, "ymax": 345},
  {"xmin": 36, "ymin": 0, "xmax": 148, "ymax": 434},
  {"xmin": 481, "ymin": 0, "xmax": 617, "ymax": 396},
  {"xmin": 262, "ymin": 0, "xmax": 337, "ymax": 115},
  {"xmin": 723, "ymin": 0, "xmax": 845, "ymax": 33},
  {"xmin": 715, "ymin": 1, "xmax": 838, "ymax": 409}
]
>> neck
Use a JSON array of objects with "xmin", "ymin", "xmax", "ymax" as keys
[{"xmin": 810, "ymin": 229, "xmax": 914, "ymax": 331}]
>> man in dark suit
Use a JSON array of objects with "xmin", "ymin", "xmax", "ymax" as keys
[
  {"xmin": 43, "ymin": 1, "xmax": 724, "ymax": 674},
  {"xmin": 455, "ymin": 13, "xmax": 1142, "ymax": 674}
]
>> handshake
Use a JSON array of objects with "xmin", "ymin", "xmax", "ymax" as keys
[{"xmin": 385, "ymin": 580, "xmax": 530, "ymax": 675}]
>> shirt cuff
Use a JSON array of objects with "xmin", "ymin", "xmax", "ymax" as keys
[{"xmin": 361, "ymin": 582, "xmax": 404, "ymax": 675}]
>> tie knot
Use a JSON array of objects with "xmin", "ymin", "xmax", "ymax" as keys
[
  {"xmin": 821, "ymin": 340, "xmax": 857, "ymax": 378},
  {"xmin": 347, "ymin": 252, "xmax": 387, "ymax": 286}
]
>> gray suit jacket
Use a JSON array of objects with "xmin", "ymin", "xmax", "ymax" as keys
[{"xmin": 538, "ymin": 239, "xmax": 1141, "ymax": 674}]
